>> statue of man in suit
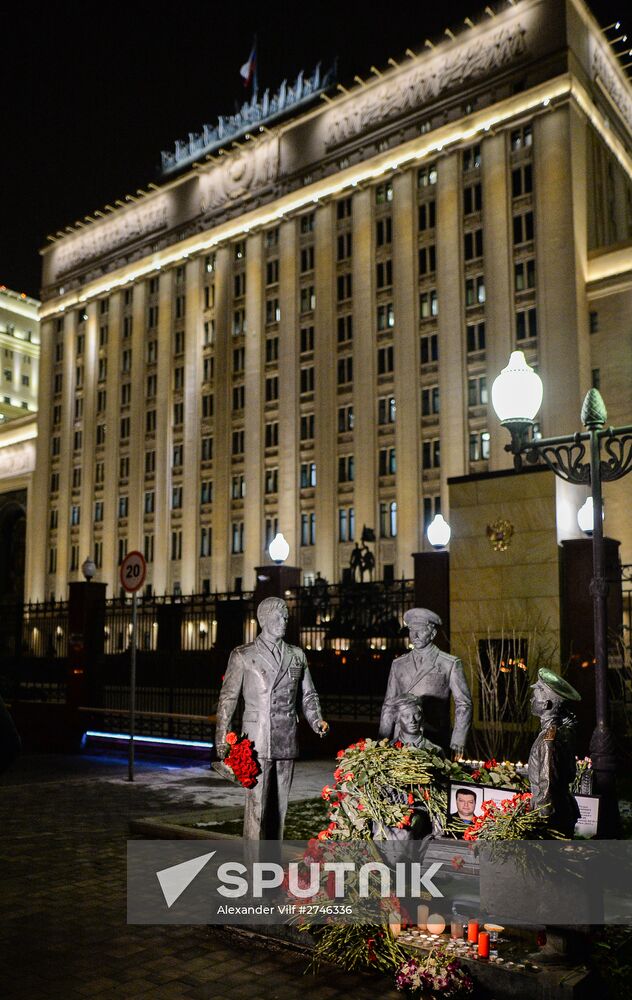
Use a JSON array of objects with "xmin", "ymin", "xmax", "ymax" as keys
[
  {"xmin": 215, "ymin": 596, "xmax": 329, "ymax": 839},
  {"xmin": 379, "ymin": 608, "xmax": 472, "ymax": 758}
]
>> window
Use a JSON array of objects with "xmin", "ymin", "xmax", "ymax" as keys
[
  {"xmin": 265, "ymin": 517, "xmax": 279, "ymax": 550},
  {"xmin": 464, "ymin": 229, "xmax": 483, "ymax": 261},
  {"xmin": 94, "ymin": 541, "xmax": 103, "ymax": 570},
  {"xmin": 145, "ymin": 374, "xmax": 157, "ymax": 398},
  {"xmin": 146, "ymin": 410, "xmax": 156, "ymax": 433},
  {"xmin": 463, "ymin": 183, "xmax": 482, "ymax": 215},
  {"xmin": 170, "ymin": 485, "xmax": 182, "ymax": 511},
  {"xmin": 263, "ymin": 259, "xmax": 279, "ymax": 286},
  {"xmin": 233, "ymin": 272, "xmax": 246, "ymax": 298},
  {"xmin": 148, "ymin": 304, "xmax": 159, "ymax": 328},
  {"xmin": 463, "ymin": 144, "xmax": 481, "ymax": 171},
  {"xmin": 232, "ymin": 430, "xmax": 245, "ymax": 455},
  {"xmin": 232, "ymin": 386, "xmax": 244, "ymax": 411},
  {"xmin": 201, "ymin": 436, "xmax": 213, "ymax": 462},
  {"xmin": 119, "ymin": 416, "xmax": 130, "ymax": 440},
  {"xmin": 171, "ymin": 529, "xmax": 183, "ymax": 561},
  {"xmin": 234, "ymin": 241, "xmax": 246, "ymax": 261},
  {"xmin": 337, "ymin": 273, "xmax": 352, "ymax": 301},
  {"xmin": 173, "ymin": 367, "xmax": 184, "ymax": 391},
  {"xmin": 95, "ymin": 461, "xmax": 105, "ymax": 484},
  {"xmin": 265, "ymin": 467, "xmax": 278, "ymax": 494},
  {"xmin": 379, "ymin": 447, "xmax": 396, "ymax": 476},
  {"xmin": 418, "ymin": 201, "xmax": 436, "ymax": 231},
  {"xmin": 376, "ymin": 261, "xmax": 392, "ymax": 289},
  {"xmin": 419, "ymin": 289, "xmax": 438, "ymax": 318},
  {"xmin": 338, "ymin": 506, "xmax": 355, "ymax": 542},
  {"xmin": 98, "ymin": 358, "xmax": 107, "ymax": 383},
  {"xmin": 300, "ymin": 414, "xmax": 315, "ymax": 440},
  {"xmin": 173, "ymin": 330, "xmax": 185, "ymax": 355},
  {"xmin": 300, "ymin": 212, "xmax": 315, "ymax": 233},
  {"xmin": 22, "ymin": 374, "xmax": 30, "ymax": 387},
  {"xmin": 465, "ymin": 276, "xmax": 486, "ymax": 307},
  {"xmin": 144, "ymin": 533, "xmax": 154, "ymax": 563},
  {"xmin": 144, "ymin": 491, "xmax": 155, "ymax": 514},
  {"xmin": 48, "ymin": 547, "xmax": 57, "ymax": 574},
  {"xmin": 422, "ymin": 439, "xmax": 441, "ymax": 469},
  {"xmin": 231, "ymin": 522, "xmax": 244, "ymax": 554},
  {"xmin": 265, "ymin": 422, "xmax": 278, "ymax": 448},
  {"xmin": 146, "ymin": 340, "xmax": 158, "ymax": 363},
  {"xmin": 418, "ymin": 164, "xmax": 437, "ymax": 187},
  {"xmin": 99, "ymin": 324, "xmax": 108, "ymax": 347},
  {"xmin": 512, "ymin": 163, "xmax": 533, "ymax": 198},
  {"xmin": 202, "ymin": 392, "xmax": 214, "ymax": 418},
  {"xmin": 423, "ymin": 495, "xmax": 442, "ymax": 532},
  {"xmin": 469, "ymin": 431, "xmax": 491, "ymax": 461},
  {"xmin": 421, "ymin": 385, "xmax": 440, "ymax": 416},
  {"xmin": 76, "ymin": 334, "xmax": 84, "ymax": 356},
  {"xmin": 300, "ymin": 286, "xmax": 315, "ymax": 313},
  {"xmin": 466, "ymin": 322, "xmax": 486, "ymax": 353},
  {"xmin": 377, "ymin": 345, "xmax": 394, "ymax": 375},
  {"xmin": 121, "ymin": 383, "xmax": 131, "ymax": 406},
  {"xmin": 266, "ymin": 298, "xmax": 281, "ymax": 325},
  {"xmin": 203, "ymin": 321, "xmax": 214, "ymax": 346},
  {"xmin": 420, "ymin": 333, "xmax": 438, "ymax": 365},
  {"xmin": 513, "ymin": 211, "xmax": 534, "ymax": 245},
  {"xmin": 205, "ymin": 252, "xmax": 216, "ymax": 272},
  {"xmin": 233, "ymin": 347, "xmax": 245, "ymax": 373},
  {"xmin": 200, "ymin": 480, "xmax": 213, "ymax": 504},
  {"xmin": 516, "ymin": 306, "xmax": 538, "ymax": 341},
  {"xmin": 300, "ymin": 326, "xmax": 315, "ymax": 354},
  {"xmin": 72, "ymin": 467, "xmax": 82, "ymax": 489},
  {"xmin": 300, "ymin": 512, "xmax": 316, "ymax": 546},
  {"xmin": 300, "ymin": 367, "xmax": 315, "ymax": 394},
  {"xmin": 233, "ymin": 309, "xmax": 246, "ymax": 336},
  {"xmin": 338, "ymin": 405, "xmax": 354, "ymax": 433},
  {"xmin": 377, "ymin": 303, "xmax": 394, "ymax": 330},
  {"xmin": 172, "ymin": 444, "xmax": 183, "ymax": 468},
  {"xmin": 468, "ymin": 376, "xmax": 488, "ymax": 407},
  {"xmin": 70, "ymin": 545, "xmax": 80, "ymax": 572},
  {"xmin": 71, "ymin": 505, "xmax": 81, "ymax": 526},
  {"xmin": 96, "ymin": 424, "xmax": 106, "ymax": 446},
  {"xmin": 300, "ymin": 462, "xmax": 316, "ymax": 488},
  {"xmin": 123, "ymin": 315, "xmax": 133, "ymax": 339},
  {"xmin": 118, "ymin": 495, "xmax": 129, "ymax": 518},
  {"xmin": 173, "ymin": 401, "xmax": 184, "ymax": 425},
  {"xmin": 337, "ymin": 314, "xmax": 353, "ymax": 343},
  {"xmin": 50, "ymin": 472, "xmax": 60, "ymax": 493},
  {"xmin": 379, "ymin": 500, "xmax": 397, "ymax": 538},
  {"xmin": 53, "ymin": 404, "xmax": 62, "ymax": 425},
  {"xmin": 418, "ymin": 245, "xmax": 436, "ymax": 275},
  {"xmin": 55, "ymin": 373, "xmax": 64, "ymax": 393},
  {"xmin": 511, "ymin": 125, "xmax": 533, "ymax": 151},
  {"xmin": 231, "ymin": 474, "xmax": 245, "ymax": 499},
  {"xmin": 265, "ymin": 376, "xmax": 279, "ymax": 402},
  {"xmin": 51, "ymin": 435, "xmax": 61, "ymax": 457},
  {"xmin": 378, "ymin": 396, "xmax": 396, "ymax": 425},
  {"xmin": 145, "ymin": 450, "xmax": 156, "ymax": 475},
  {"xmin": 337, "ymin": 356, "xmax": 353, "ymax": 385},
  {"xmin": 375, "ymin": 182, "xmax": 393, "ymax": 204},
  {"xmin": 200, "ymin": 526, "xmax": 212, "ymax": 558},
  {"xmin": 265, "ymin": 228, "xmax": 279, "ymax": 249},
  {"xmin": 300, "ymin": 247, "xmax": 314, "ymax": 273},
  {"xmin": 376, "ymin": 217, "xmax": 392, "ymax": 246},
  {"xmin": 589, "ymin": 311, "xmax": 599, "ymax": 334},
  {"xmin": 514, "ymin": 259, "xmax": 536, "ymax": 291},
  {"xmin": 54, "ymin": 342, "xmax": 63, "ymax": 363},
  {"xmin": 338, "ymin": 455, "xmax": 355, "ymax": 483},
  {"xmin": 120, "ymin": 453, "xmax": 131, "ymax": 480},
  {"xmin": 337, "ymin": 232, "xmax": 352, "ymax": 260},
  {"xmin": 336, "ymin": 198, "xmax": 352, "ymax": 220},
  {"xmin": 265, "ymin": 337, "xmax": 279, "ymax": 363}
]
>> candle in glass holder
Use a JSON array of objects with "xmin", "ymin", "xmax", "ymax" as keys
[
  {"xmin": 389, "ymin": 915, "xmax": 401, "ymax": 937},
  {"xmin": 427, "ymin": 914, "xmax": 446, "ymax": 936},
  {"xmin": 450, "ymin": 919, "xmax": 462, "ymax": 939},
  {"xmin": 478, "ymin": 932, "xmax": 490, "ymax": 958},
  {"xmin": 416, "ymin": 904, "xmax": 429, "ymax": 930},
  {"xmin": 467, "ymin": 920, "xmax": 479, "ymax": 943}
]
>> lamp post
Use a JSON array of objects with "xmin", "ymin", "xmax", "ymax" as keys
[
  {"xmin": 492, "ymin": 351, "xmax": 632, "ymax": 828},
  {"xmin": 427, "ymin": 514, "xmax": 451, "ymax": 549}
]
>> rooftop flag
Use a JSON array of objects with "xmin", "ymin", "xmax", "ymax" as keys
[{"xmin": 240, "ymin": 39, "xmax": 257, "ymax": 90}]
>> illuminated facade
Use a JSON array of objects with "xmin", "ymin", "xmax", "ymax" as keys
[
  {"xmin": 0, "ymin": 287, "xmax": 39, "ymax": 422},
  {"xmin": 29, "ymin": 0, "xmax": 632, "ymax": 601}
]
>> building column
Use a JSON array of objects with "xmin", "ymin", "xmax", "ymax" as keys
[
  {"xmin": 26, "ymin": 317, "xmax": 54, "ymax": 600},
  {"xmin": 243, "ymin": 233, "xmax": 264, "ymax": 586},
  {"xmin": 314, "ymin": 204, "xmax": 337, "ymax": 581},
  {"xmin": 393, "ymin": 170, "xmax": 420, "ymax": 575},
  {"xmin": 436, "ymin": 153, "xmax": 467, "ymax": 506},
  {"xmin": 482, "ymin": 132, "xmax": 514, "ymax": 471},
  {"xmin": 181, "ymin": 258, "xmax": 203, "ymax": 594},
  {"xmin": 101, "ymin": 293, "xmax": 122, "ymax": 592},
  {"xmin": 352, "ymin": 190, "xmax": 377, "ymax": 552},
  {"xmin": 75, "ymin": 302, "xmax": 98, "ymax": 594},
  {"xmin": 128, "ymin": 282, "xmax": 148, "ymax": 577},
  {"xmin": 277, "ymin": 220, "xmax": 299, "ymax": 563},
  {"xmin": 152, "ymin": 271, "xmax": 174, "ymax": 594},
  {"xmin": 212, "ymin": 247, "xmax": 232, "ymax": 593},
  {"xmin": 55, "ymin": 311, "xmax": 76, "ymax": 598}
]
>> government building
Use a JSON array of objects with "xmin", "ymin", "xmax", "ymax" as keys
[{"xmin": 28, "ymin": 0, "xmax": 632, "ymax": 601}]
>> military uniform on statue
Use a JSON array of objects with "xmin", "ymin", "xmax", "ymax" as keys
[
  {"xmin": 215, "ymin": 596, "xmax": 328, "ymax": 839},
  {"xmin": 379, "ymin": 608, "xmax": 472, "ymax": 757},
  {"xmin": 528, "ymin": 667, "xmax": 581, "ymax": 838}
]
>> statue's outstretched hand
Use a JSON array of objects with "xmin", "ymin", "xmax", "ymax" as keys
[{"xmin": 317, "ymin": 720, "xmax": 329, "ymax": 737}]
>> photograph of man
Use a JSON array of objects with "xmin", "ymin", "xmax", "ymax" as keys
[{"xmin": 449, "ymin": 786, "xmax": 482, "ymax": 827}]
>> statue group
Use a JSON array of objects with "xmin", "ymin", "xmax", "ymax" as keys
[{"xmin": 215, "ymin": 599, "xmax": 581, "ymax": 840}]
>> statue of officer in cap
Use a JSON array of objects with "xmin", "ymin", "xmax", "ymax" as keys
[
  {"xmin": 379, "ymin": 608, "xmax": 472, "ymax": 758},
  {"xmin": 528, "ymin": 668, "xmax": 581, "ymax": 838}
]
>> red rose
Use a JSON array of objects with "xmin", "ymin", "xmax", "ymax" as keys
[
  {"xmin": 225, "ymin": 732, "xmax": 238, "ymax": 745},
  {"xmin": 407, "ymin": 792, "xmax": 415, "ymax": 805}
]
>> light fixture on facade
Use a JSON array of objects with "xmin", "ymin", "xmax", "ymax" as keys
[
  {"xmin": 427, "ymin": 514, "xmax": 451, "ymax": 549},
  {"xmin": 269, "ymin": 532, "xmax": 290, "ymax": 564},
  {"xmin": 491, "ymin": 350, "xmax": 543, "ymax": 452}
]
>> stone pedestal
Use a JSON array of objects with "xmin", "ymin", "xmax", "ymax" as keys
[
  {"xmin": 254, "ymin": 564, "xmax": 301, "ymax": 602},
  {"xmin": 412, "ymin": 551, "xmax": 450, "ymax": 650}
]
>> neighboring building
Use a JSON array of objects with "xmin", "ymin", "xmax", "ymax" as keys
[
  {"xmin": 30, "ymin": 0, "xmax": 632, "ymax": 602},
  {"xmin": 0, "ymin": 287, "xmax": 40, "ymax": 422},
  {"xmin": 0, "ymin": 414, "xmax": 37, "ymax": 602}
]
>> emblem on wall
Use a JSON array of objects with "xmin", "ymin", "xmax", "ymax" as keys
[{"xmin": 486, "ymin": 519, "xmax": 514, "ymax": 552}]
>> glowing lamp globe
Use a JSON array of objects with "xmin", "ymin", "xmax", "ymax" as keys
[
  {"xmin": 427, "ymin": 513, "xmax": 451, "ymax": 549},
  {"xmin": 269, "ymin": 532, "xmax": 290, "ymax": 564},
  {"xmin": 491, "ymin": 351, "xmax": 543, "ymax": 423},
  {"xmin": 577, "ymin": 497, "xmax": 603, "ymax": 535}
]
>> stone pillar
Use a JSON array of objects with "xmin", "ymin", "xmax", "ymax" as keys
[
  {"xmin": 243, "ymin": 233, "xmax": 264, "ymax": 583},
  {"xmin": 482, "ymin": 133, "xmax": 514, "ymax": 471},
  {"xmin": 212, "ymin": 247, "xmax": 232, "ymax": 593},
  {"xmin": 152, "ymin": 270, "xmax": 174, "ymax": 594},
  {"xmin": 352, "ymin": 190, "xmax": 377, "ymax": 552},
  {"xmin": 412, "ymin": 550, "xmax": 451, "ymax": 649},
  {"xmin": 26, "ymin": 317, "xmax": 54, "ymax": 600},
  {"xmin": 181, "ymin": 258, "xmax": 203, "ymax": 594},
  {"xmin": 314, "ymin": 204, "xmax": 337, "ymax": 581},
  {"xmin": 67, "ymin": 580, "xmax": 107, "ymax": 708},
  {"xmin": 102, "ymin": 292, "xmax": 122, "ymax": 592},
  {"xmin": 393, "ymin": 170, "xmax": 420, "ymax": 575},
  {"xmin": 278, "ymin": 219, "xmax": 299, "ymax": 563}
]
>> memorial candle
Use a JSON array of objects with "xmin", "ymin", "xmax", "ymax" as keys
[
  {"xmin": 478, "ymin": 931, "xmax": 490, "ymax": 958},
  {"xmin": 467, "ymin": 920, "xmax": 479, "ymax": 943}
]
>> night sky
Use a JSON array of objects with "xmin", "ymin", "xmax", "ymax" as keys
[{"xmin": 1, "ymin": 0, "xmax": 624, "ymax": 299}]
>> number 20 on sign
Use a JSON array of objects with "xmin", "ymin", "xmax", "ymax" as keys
[{"xmin": 120, "ymin": 551, "xmax": 146, "ymax": 593}]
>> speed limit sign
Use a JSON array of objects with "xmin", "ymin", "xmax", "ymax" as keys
[{"xmin": 120, "ymin": 550, "xmax": 147, "ymax": 593}]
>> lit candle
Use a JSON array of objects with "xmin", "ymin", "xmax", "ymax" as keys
[
  {"xmin": 478, "ymin": 932, "xmax": 490, "ymax": 958},
  {"xmin": 417, "ymin": 904, "xmax": 429, "ymax": 930},
  {"xmin": 389, "ymin": 915, "xmax": 401, "ymax": 937},
  {"xmin": 450, "ymin": 919, "xmax": 462, "ymax": 939},
  {"xmin": 427, "ymin": 914, "xmax": 446, "ymax": 935},
  {"xmin": 468, "ymin": 920, "xmax": 479, "ymax": 943}
]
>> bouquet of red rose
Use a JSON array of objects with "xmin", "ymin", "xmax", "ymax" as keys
[{"xmin": 224, "ymin": 732, "xmax": 260, "ymax": 788}]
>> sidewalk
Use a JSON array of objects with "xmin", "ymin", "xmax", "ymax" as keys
[{"xmin": 0, "ymin": 752, "xmax": 401, "ymax": 1000}]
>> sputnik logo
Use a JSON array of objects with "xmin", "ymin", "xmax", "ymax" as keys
[{"xmin": 156, "ymin": 851, "xmax": 216, "ymax": 908}]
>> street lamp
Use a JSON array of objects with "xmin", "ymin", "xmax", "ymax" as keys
[
  {"xmin": 427, "ymin": 513, "xmax": 451, "ymax": 549},
  {"xmin": 269, "ymin": 532, "xmax": 290, "ymax": 565},
  {"xmin": 492, "ymin": 350, "xmax": 632, "ymax": 828}
]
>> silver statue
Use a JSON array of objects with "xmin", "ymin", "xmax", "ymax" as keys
[
  {"xmin": 528, "ymin": 667, "xmax": 581, "ymax": 838},
  {"xmin": 379, "ymin": 608, "xmax": 472, "ymax": 757},
  {"xmin": 215, "ymin": 596, "xmax": 328, "ymax": 839}
]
